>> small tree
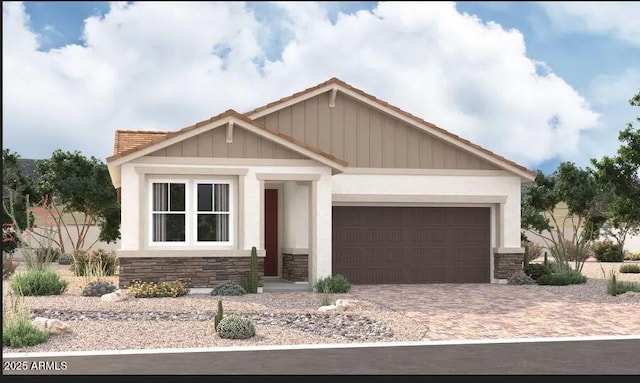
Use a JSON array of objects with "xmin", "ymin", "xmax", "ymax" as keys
[
  {"xmin": 2, "ymin": 150, "xmax": 38, "ymax": 254},
  {"xmin": 591, "ymin": 91, "xmax": 640, "ymax": 253},
  {"xmin": 522, "ymin": 162, "xmax": 605, "ymax": 272},
  {"xmin": 34, "ymin": 150, "xmax": 121, "ymax": 253}
]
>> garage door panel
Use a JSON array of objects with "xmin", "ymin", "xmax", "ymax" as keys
[{"xmin": 333, "ymin": 206, "xmax": 490, "ymax": 284}]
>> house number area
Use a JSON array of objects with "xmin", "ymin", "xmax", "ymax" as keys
[{"xmin": 3, "ymin": 360, "xmax": 68, "ymax": 371}]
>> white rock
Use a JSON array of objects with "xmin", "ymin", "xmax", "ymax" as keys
[
  {"xmin": 32, "ymin": 317, "xmax": 72, "ymax": 335},
  {"xmin": 335, "ymin": 299, "xmax": 364, "ymax": 311},
  {"xmin": 318, "ymin": 305, "xmax": 337, "ymax": 312},
  {"xmin": 100, "ymin": 289, "xmax": 133, "ymax": 302}
]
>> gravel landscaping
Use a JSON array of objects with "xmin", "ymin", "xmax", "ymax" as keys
[{"xmin": 3, "ymin": 259, "xmax": 639, "ymax": 354}]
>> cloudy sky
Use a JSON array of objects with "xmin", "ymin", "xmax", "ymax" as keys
[{"xmin": 3, "ymin": 2, "xmax": 639, "ymax": 174}]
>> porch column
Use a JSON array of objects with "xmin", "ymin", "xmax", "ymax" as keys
[{"xmin": 311, "ymin": 173, "xmax": 333, "ymax": 283}]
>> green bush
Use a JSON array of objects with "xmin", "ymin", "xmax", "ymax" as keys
[
  {"xmin": 211, "ymin": 283, "xmax": 246, "ymax": 296},
  {"xmin": 3, "ymin": 254, "xmax": 18, "ymax": 280},
  {"xmin": 129, "ymin": 279, "xmax": 190, "ymax": 298},
  {"xmin": 507, "ymin": 272, "xmax": 536, "ymax": 285},
  {"xmin": 619, "ymin": 264, "xmax": 640, "ymax": 274},
  {"xmin": 607, "ymin": 271, "xmax": 640, "ymax": 296},
  {"xmin": 524, "ymin": 263, "xmax": 551, "ymax": 281},
  {"xmin": 624, "ymin": 251, "xmax": 640, "ymax": 261},
  {"xmin": 11, "ymin": 269, "xmax": 69, "ymax": 296},
  {"xmin": 315, "ymin": 274, "xmax": 352, "ymax": 294},
  {"xmin": 35, "ymin": 247, "xmax": 61, "ymax": 263},
  {"xmin": 537, "ymin": 269, "xmax": 587, "ymax": 286},
  {"xmin": 216, "ymin": 315, "xmax": 256, "ymax": 339},
  {"xmin": 71, "ymin": 249, "xmax": 118, "ymax": 276},
  {"xmin": 2, "ymin": 319, "xmax": 49, "ymax": 348},
  {"xmin": 57, "ymin": 254, "xmax": 73, "ymax": 265},
  {"xmin": 81, "ymin": 280, "xmax": 117, "ymax": 297},
  {"xmin": 592, "ymin": 240, "xmax": 624, "ymax": 262}
]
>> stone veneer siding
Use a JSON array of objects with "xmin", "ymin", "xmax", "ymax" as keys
[
  {"xmin": 493, "ymin": 252, "xmax": 524, "ymax": 280},
  {"xmin": 282, "ymin": 253, "xmax": 308, "ymax": 282},
  {"xmin": 119, "ymin": 257, "xmax": 264, "ymax": 288}
]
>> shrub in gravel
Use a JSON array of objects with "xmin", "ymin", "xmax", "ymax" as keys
[
  {"xmin": 524, "ymin": 263, "xmax": 551, "ymax": 281},
  {"xmin": 315, "ymin": 274, "xmax": 351, "ymax": 294},
  {"xmin": 592, "ymin": 240, "xmax": 624, "ymax": 263},
  {"xmin": 536, "ymin": 269, "xmax": 586, "ymax": 286},
  {"xmin": 211, "ymin": 283, "xmax": 246, "ymax": 296},
  {"xmin": 507, "ymin": 272, "xmax": 536, "ymax": 285},
  {"xmin": 216, "ymin": 315, "xmax": 256, "ymax": 339},
  {"xmin": 35, "ymin": 247, "xmax": 61, "ymax": 263},
  {"xmin": 129, "ymin": 279, "xmax": 190, "ymax": 298},
  {"xmin": 619, "ymin": 264, "xmax": 640, "ymax": 274},
  {"xmin": 624, "ymin": 251, "xmax": 640, "ymax": 261},
  {"xmin": 71, "ymin": 249, "xmax": 118, "ymax": 277},
  {"xmin": 11, "ymin": 269, "xmax": 69, "ymax": 296},
  {"xmin": 607, "ymin": 271, "xmax": 640, "ymax": 296},
  {"xmin": 3, "ymin": 317, "xmax": 49, "ymax": 348},
  {"xmin": 57, "ymin": 254, "xmax": 73, "ymax": 265},
  {"xmin": 3, "ymin": 254, "xmax": 18, "ymax": 280},
  {"xmin": 81, "ymin": 280, "xmax": 117, "ymax": 297}
]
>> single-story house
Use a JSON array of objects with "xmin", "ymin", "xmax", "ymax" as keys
[{"xmin": 106, "ymin": 77, "xmax": 536, "ymax": 288}]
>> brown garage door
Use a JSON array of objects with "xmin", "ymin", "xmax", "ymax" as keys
[{"xmin": 332, "ymin": 206, "xmax": 490, "ymax": 284}]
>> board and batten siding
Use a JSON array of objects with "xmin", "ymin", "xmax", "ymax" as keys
[
  {"xmin": 149, "ymin": 125, "xmax": 305, "ymax": 160},
  {"xmin": 254, "ymin": 92, "xmax": 499, "ymax": 170}
]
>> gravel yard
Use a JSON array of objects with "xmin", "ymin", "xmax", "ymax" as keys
[{"xmin": 3, "ymin": 259, "xmax": 639, "ymax": 354}]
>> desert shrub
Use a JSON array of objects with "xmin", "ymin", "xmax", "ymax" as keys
[
  {"xmin": 3, "ymin": 254, "xmax": 18, "ymax": 280},
  {"xmin": 211, "ymin": 283, "xmax": 246, "ymax": 296},
  {"xmin": 537, "ymin": 269, "xmax": 586, "ymax": 286},
  {"xmin": 606, "ymin": 271, "xmax": 640, "ymax": 296},
  {"xmin": 592, "ymin": 240, "xmax": 624, "ymax": 263},
  {"xmin": 216, "ymin": 315, "xmax": 256, "ymax": 340},
  {"xmin": 315, "ymin": 274, "xmax": 351, "ymax": 294},
  {"xmin": 523, "ymin": 241, "xmax": 543, "ymax": 265},
  {"xmin": 524, "ymin": 263, "xmax": 551, "ymax": 281},
  {"xmin": 546, "ymin": 261, "xmax": 569, "ymax": 273},
  {"xmin": 35, "ymin": 247, "xmax": 61, "ymax": 263},
  {"xmin": 81, "ymin": 280, "xmax": 117, "ymax": 297},
  {"xmin": 537, "ymin": 273, "xmax": 571, "ymax": 286},
  {"xmin": 11, "ymin": 269, "xmax": 68, "ymax": 296},
  {"xmin": 319, "ymin": 293, "xmax": 333, "ymax": 307},
  {"xmin": 71, "ymin": 249, "xmax": 118, "ymax": 276},
  {"xmin": 57, "ymin": 254, "xmax": 73, "ymax": 265},
  {"xmin": 129, "ymin": 279, "xmax": 190, "ymax": 298},
  {"xmin": 624, "ymin": 251, "xmax": 640, "ymax": 261},
  {"xmin": 3, "ymin": 290, "xmax": 49, "ymax": 348},
  {"xmin": 507, "ymin": 272, "xmax": 536, "ymax": 285},
  {"xmin": 619, "ymin": 264, "xmax": 640, "ymax": 274}
]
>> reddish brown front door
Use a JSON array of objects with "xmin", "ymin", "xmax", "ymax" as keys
[{"xmin": 264, "ymin": 189, "xmax": 278, "ymax": 277}]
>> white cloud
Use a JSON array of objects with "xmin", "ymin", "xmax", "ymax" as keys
[
  {"xmin": 3, "ymin": 1, "xmax": 599, "ymax": 168},
  {"xmin": 541, "ymin": 2, "xmax": 640, "ymax": 46}
]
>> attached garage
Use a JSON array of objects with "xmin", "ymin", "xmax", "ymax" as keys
[{"xmin": 332, "ymin": 206, "xmax": 491, "ymax": 284}]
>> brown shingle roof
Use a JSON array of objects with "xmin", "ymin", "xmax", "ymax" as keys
[
  {"xmin": 107, "ymin": 110, "xmax": 348, "ymax": 167},
  {"xmin": 245, "ymin": 77, "xmax": 536, "ymax": 178}
]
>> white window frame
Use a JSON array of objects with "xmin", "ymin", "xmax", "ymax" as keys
[
  {"xmin": 147, "ymin": 177, "xmax": 235, "ymax": 248},
  {"xmin": 193, "ymin": 179, "xmax": 234, "ymax": 246},
  {"xmin": 148, "ymin": 179, "xmax": 189, "ymax": 246}
]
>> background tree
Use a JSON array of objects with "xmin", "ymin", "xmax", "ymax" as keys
[
  {"xmin": 521, "ymin": 162, "xmax": 606, "ymax": 271},
  {"xmin": 591, "ymin": 91, "xmax": 640, "ymax": 253},
  {"xmin": 34, "ymin": 150, "xmax": 121, "ymax": 253},
  {"xmin": 2, "ymin": 149, "xmax": 38, "ymax": 254}
]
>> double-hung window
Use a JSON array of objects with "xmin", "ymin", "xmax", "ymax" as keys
[{"xmin": 149, "ymin": 179, "xmax": 234, "ymax": 246}]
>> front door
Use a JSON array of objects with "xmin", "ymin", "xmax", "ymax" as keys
[{"xmin": 264, "ymin": 189, "xmax": 278, "ymax": 277}]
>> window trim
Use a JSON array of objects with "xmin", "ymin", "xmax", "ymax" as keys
[{"xmin": 147, "ymin": 177, "xmax": 236, "ymax": 248}]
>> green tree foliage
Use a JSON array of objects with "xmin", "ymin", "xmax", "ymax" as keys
[
  {"xmin": 2, "ymin": 150, "xmax": 37, "ymax": 254},
  {"xmin": 34, "ymin": 150, "xmax": 120, "ymax": 252},
  {"xmin": 522, "ymin": 162, "xmax": 606, "ymax": 271},
  {"xmin": 591, "ymin": 91, "xmax": 640, "ymax": 252}
]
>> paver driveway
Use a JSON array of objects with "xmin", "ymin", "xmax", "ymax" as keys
[{"xmin": 347, "ymin": 280, "xmax": 640, "ymax": 340}]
